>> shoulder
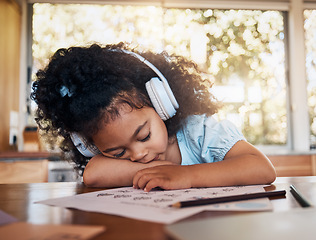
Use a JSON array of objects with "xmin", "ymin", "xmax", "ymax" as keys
[
  {"xmin": 177, "ymin": 114, "xmax": 246, "ymax": 164},
  {"xmin": 179, "ymin": 114, "xmax": 243, "ymax": 138}
]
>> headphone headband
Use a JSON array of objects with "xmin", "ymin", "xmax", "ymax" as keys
[
  {"xmin": 126, "ymin": 51, "xmax": 179, "ymax": 110},
  {"xmin": 70, "ymin": 48, "xmax": 179, "ymax": 157}
]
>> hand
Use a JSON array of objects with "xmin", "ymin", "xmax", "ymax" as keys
[{"xmin": 133, "ymin": 165, "xmax": 193, "ymax": 192}]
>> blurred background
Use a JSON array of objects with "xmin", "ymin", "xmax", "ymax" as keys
[{"xmin": 1, "ymin": 0, "xmax": 316, "ymax": 183}]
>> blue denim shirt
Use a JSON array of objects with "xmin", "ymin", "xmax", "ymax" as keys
[{"xmin": 176, "ymin": 115, "xmax": 246, "ymax": 165}]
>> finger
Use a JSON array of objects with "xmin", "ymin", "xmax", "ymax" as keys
[
  {"xmin": 132, "ymin": 171, "xmax": 141, "ymax": 189},
  {"xmin": 143, "ymin": 178, "xmax": 163, "ymax": 192},
  {"xmin": 133, "ymin": 171, "xmax": 156, "ymax": 190},
  {"xmin": 144, "ymin": 175, "xmax": 192, "ymax": 192},
  {"xmin": 133, "ymin": 168, "xmax": 152, "ymax": 189},
  {"xmin": 140, "ymin": 173, "xmax": 164, "ymax": 190}
]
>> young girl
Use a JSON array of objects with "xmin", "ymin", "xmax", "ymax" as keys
[{"xmin": 31, "ymin": 43, "xmax": 276, "ymax": 191}]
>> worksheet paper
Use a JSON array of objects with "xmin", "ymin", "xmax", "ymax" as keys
[{"xmin": 36, "ymin": 185, "xmax": 272, "ymax": 224}]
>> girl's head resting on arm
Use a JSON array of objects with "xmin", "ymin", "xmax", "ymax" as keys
[{"xmin": 31, "ymin": 42, "xmax": 219, "ymax": 171}]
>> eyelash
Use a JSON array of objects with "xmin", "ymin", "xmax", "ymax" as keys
[
  {"xmin": 113, "ymin": 132, "xmax": 151, "ymax": 158},
  {"xmin": 114, "ymin": 150, "xmax": 126, "ymax": 158},
  {"xmin": 139, "ymin": 132, "xmax": 151, "ymax": 142}
]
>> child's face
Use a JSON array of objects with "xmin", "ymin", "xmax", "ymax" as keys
[{"xmin": 92, "ymin": 105, "xmax": 169, "ymax": 163}]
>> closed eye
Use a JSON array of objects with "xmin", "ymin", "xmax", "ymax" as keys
[
  {"xmin": 139, "ymin": 132, "xmax": 151, "ymax": 142},
  {"xmin": 113, "ymin": 149, "xmax": 126, "ymax": 158}
]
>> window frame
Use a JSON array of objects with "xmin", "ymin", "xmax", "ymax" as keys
[{"xmin": 19, "ymin": 0, "xmax": 315, "ymax": 154}]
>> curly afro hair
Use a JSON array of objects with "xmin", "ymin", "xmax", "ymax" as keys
[{"xmin": 31, "ymin": 42, "xmax": 219, "ymax": 171}]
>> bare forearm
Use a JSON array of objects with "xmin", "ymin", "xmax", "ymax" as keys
[
  {"xmin": 83, "ymin": 155, "xmax": 173, "ymax": 188},
  {"xmin": 133, "ymin": 140, "xmax": 276, "ymax": 191},
  {"xmin": 190, "ymin": 141, "xmax": 276, "ymax": 187},
  {"xmin": 189, "ymin": 154, "xmax": 276, "ymax": 188},
  {"xmin": 83, "ymin": 158, "xmax": 140, "ymax": 188}
]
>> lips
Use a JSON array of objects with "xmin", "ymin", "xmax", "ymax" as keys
[
  {"xmin": 139, "ymin": 154, "xmax": 160, "ymax": 164},
  {"xmin": 144, "ymin": 155, "xmax": 159, "ymax": 163}
]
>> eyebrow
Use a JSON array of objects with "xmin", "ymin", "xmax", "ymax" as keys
[{"xmin": 102, "ymin": 121, "xmax": 148, "ymax": 153}]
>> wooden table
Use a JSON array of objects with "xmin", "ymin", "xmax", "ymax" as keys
[{"xmin": 1, "ymin": 177, "xmax": 315, "ymax": 240}]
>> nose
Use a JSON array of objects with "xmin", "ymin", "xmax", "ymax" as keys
[{"xmin": 129, "ymin": 145, "xmax": 148, "ymax": 162}]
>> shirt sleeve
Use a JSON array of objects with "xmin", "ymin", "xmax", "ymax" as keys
[{"xmin": 177, "ymin": 115, "xmax": 246, "ymax": 165}]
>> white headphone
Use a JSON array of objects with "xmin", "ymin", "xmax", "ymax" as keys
[{"xmin": 70, "ymin": 50, "xmax": 179, "ymax": 157}]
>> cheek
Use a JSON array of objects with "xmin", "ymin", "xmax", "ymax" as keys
[
  {"xmin": 153, "ymin": 120, "xmax": 169, "ymax": 151},
  {"xmin": 91, "ymin": 127, "xmax": 115, "ymax": 151}
]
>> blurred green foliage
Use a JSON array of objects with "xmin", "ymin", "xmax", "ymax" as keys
[
  {"xmin": 305, "ymin": 10, "xmax": 316, "ymax": 146},
  {"xmin": 32, "ymin": 4, "xmax": 288, "ymax": 145}
]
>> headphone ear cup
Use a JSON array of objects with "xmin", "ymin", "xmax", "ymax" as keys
[
  {"xmin": 70, "ymin": 132, "xmax": 100, "ymax": 157},
  {"xmin": 145, "ymin": 77, "xmax": 177, "ymax": 121}
]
